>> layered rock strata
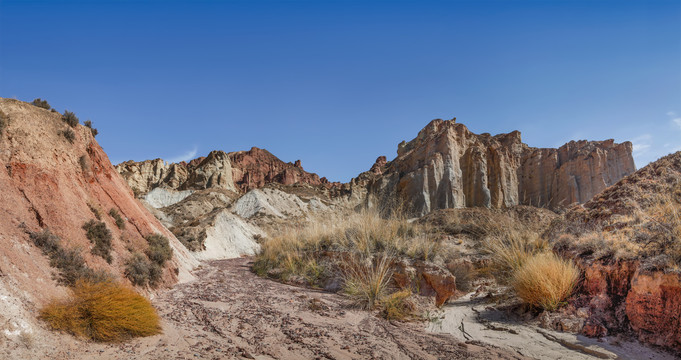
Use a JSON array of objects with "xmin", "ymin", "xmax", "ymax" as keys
[{"xmin": 361, "ymin": 118, "xmax": 635, "ymax": 216}]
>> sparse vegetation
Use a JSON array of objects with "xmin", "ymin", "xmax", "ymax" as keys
[
  {"xmin": 29, "ymin": 229, "xmax": 111, "ymax": 286},
  {"xmin": 124, "ymin": 253, "xmax": 162, "ymax": 287},
  {"xmin": 31, "ymin": 98, "xmax": 51, "ymax": 110},
  {"xmin": 511, "ymin": 252, "xmax": 579, "ymax": 311},
  {"xmin": 62, "ymin": 110, "xmax": 79, "ymax": 128},
  {"xmin": 0, "ymin": 109, "xmax": 8, "ymax": 136},
  {"xmin": 61, "ymin": 128, "xmax": 76, "ymax": 143},
  {"xmin": 39, "ymin": 279, "xmax": 161, "ymax": 342},
  {"xmin": 87, "ymin": 202, "xmax": 102, "ymax": 220},
  {"xmin": 79, "ymin": 155, "xmax": 89, "ymax": 172},
  {"xmin": 109, "ymin": 208, "xmax": 125, "ymax": 230},
  {"xmin": 83, "ymin": 120, "xmax": 98, "ymax": 137},
  {"xmin": 380, "ymin": 289, "xmax": 415, "ymax": 320},
  {"xmin": 82, "ymin": 220, "xmax": 113, "ymax": 263}
]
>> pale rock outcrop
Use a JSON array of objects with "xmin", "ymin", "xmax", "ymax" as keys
[
  {"xmin": 192, "ymin": 210, "xmax": 262, "ymax": 261},
  {"xmin": 116, "ymin": 158, "xmax": 189, "ymax": 195},
  {"xmin": 232, "ymin": 188, "xmax": 318, "ymax": 219},
  {"xmin": 181, "ymin": 150, "xmax": 238, "ymax": 192},
  {"xmin": 363, "ymin": 118, "xmax": 635, "ymax": 216},
  {"xmin": 144, "ymin": 188, "xmax": 194, "ymax": 209}
]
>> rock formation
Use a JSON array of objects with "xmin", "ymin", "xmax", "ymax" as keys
[
  {"xmin": 361, "ymin": 118, "xmax": 635, "ymax": 216},
  {"xmin": 116, "ymin": 147, "xmax": 339, "ymax": 197},
  {"xmin": 0, "ymin": 98, "xmax": 197, "ymax": 339}
]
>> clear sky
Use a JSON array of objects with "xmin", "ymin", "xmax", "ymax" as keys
[{"xmin": 1, "ymin": 0, "xmax": 679, "ymax": 182}]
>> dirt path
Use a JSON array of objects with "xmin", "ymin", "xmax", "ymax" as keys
[{"xmin": 39, "ymin": 257, "xmax": 522, "ymax": 360}]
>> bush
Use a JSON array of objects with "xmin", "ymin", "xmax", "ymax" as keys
[
  {"xmin": 124, "ymin": 253, "xmax": 162, "ymax": 287},
  {"xmin": 87, "ymin": 202, "xmax": 102, "ymax": 220},
  {"xmin": 62, "ymin": 110, "xmax": 79, "ymax": 128},
  {"xmin": 342, "ymin": 254, "xmax": 393, "ymax": 310},
  {"xmin": 145, "ymin": 234, "xmax": 173, "ymax": 266},
  {"xmin": 61, "ymin": 128, "xmax": 76, "ymax": 143},
  {"xmin": 39, "ymin": 279, "xmax": 161, "ymax": 342},
  {"xmin": 82, "ymin": 220, "xmax": 113, "ymax": 263},
  {"xmin": 29, "ymin": 229, "xmax": 111, "ymax": 286},
  {"xmin": 31, "ymin": 98, "xmax": 51, "ymax": 110},
  {"xmin": 511, "ymin": 252, "xmax": 580, "ymax": 311},
  {"xmin": 83, "ymin": 120, "xmax": 98, "ymax": 137},
  {"xmin": 109, "ymin": 208, "xmax": 125, "ymax": 230}
]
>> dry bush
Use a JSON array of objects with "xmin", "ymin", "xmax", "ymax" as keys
[
  {"xmin": 31, "ymin": 98, "xmax": 51, "ymax": 110},
  {"xmin": 0, "ymin": 109, "xmax": 7, "ymax": 136},
  {"xmin": 82, "ymin": 220, "xmax": 113, "ymax": 263},
  {"xmin": 30, "ymin": 229, "xmax": 111, "ymax": 286},
  {"xmin": 511, "ymin": 252, "xmax": 579, "ymax": 311},
  {"xmin": 109, "ymin": 208, "xmax": 126, "ymax": 230},
  {"xmin": 124, "ymin": 253, "xmax": 162, "ymax": 287},
  {"xmin": 83, "ymin": 120, "xmax": 98, "ymax": 137},
  {"xmin": 61, "ymin": 128, "xmax": 75, "ymax": 143},
  {"xmin": 62, "ymin": 110, "xmax": 79, "ymax": 127},
  {"xmin": 40, "ymin": 279, "xmax": 161, "ymax": 342},
  {"xmin": 380, "ymin": 289, "xmax": 415, "ymax": 320},
  {"xmin": 342, "ymin": 254, "xmax": 393, "ymax": 310}
]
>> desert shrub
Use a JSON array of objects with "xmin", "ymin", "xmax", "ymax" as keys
[
  {"xmin": 82, "ymin": 220, "xmax": 113, "ymax": 263},
  {"xmin": 39, "ymin": 279, "xmax": 161, "ymax": 342},
  {"xmin": 62, "ymin": 110, "xmax": 79, "ymax": 127},
  {"xmin": 87, "ymin": 202, "xmax": 102, "ymax": 220},
  {"xmin": 124, "ymin": 253, "xmax": 162, "ymax": 287},
  {"xmin": 380, "ymin": 289, "xmax": 415, "ymax": 320},
  {"xmin": 145, "ymin": 234, "xmax": 173, "ymax": 266},
  {"xmin": 31, "ymin": 98, "xmax": 51, "ymax": 110},
  {"xmin": 79, "ymin": 155, "xmax": 89, "ymax": 172},
  {"xmin": 342, "ymin": 254, "xmax": 393, "ymax": 310},
  {"xmin": 83, "ymin": 120, "xmax": 98, "ymax": 137},
  {"xmin": 0, "ymin": 109, "xmax": 7, "ymax": 136},
  {"xmin": 61, "ymin": 128, "xmax": 76, "ymax": 143},
  {"xmin": 511, "ymin": 252, "xmax": 579, "ymax": 311},
  {"xmin": 29, "ymin": 229, "xmax": 111, "ymax": 286},
  {"xmin": 108, "ymin": 208, "xmax": 125, "ymax": 230}
]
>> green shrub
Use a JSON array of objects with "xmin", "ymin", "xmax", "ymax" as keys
[
  {"xmin": 62, "ymin": 110, "xmax": 79, "ymax": 127},
  {"xmin": 40, "ymin": 279, "xmax": 161, "ymax": 342},
  {"xmin": 31, "ymin": 98, "xmax": 51, "ymax": 110},
  {"xmin": 29, "ymin": 229, "xmax": 111, "ymax": 286},
  {"xmin": 82, "ymin": 220, "xmax": 113, "ymax": 263},
  {"xmin": 109, "ymin": 208, "xmax": 125, "ymax": 230},
  {"xmin": 83, "ymin": 120, "xmax": 98, "ymax": 137},
  {"xmin": 124, "ymin": 253, "xmax": 162, "ymax": 287},
  {"xmin": 61, "ymin": 128, "xmax": 76, "ymax": 143},
  {"xmin": 145, "ymin": 234, "xmax": 173, "ymax": 266}
]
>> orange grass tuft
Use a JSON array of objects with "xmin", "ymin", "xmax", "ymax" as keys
[
  {"xmin": 511, "ymin": 252, "xmax": 579, "ymax": 311},
  {"xmin": 40, "ymin": 279, "xmax": 161, "ymax": 342}
]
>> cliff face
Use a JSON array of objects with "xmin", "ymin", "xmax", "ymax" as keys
[
  {"xmin": 363, "ymin": 119, "xmax": 635, "ymax": 216},
  {"xmin": 0, "ymin": 98, "xmax": 197, "ymax": 311},
  {"xmin": 116, "ymin": 147, "xmax": 337, "ymax": 196}
]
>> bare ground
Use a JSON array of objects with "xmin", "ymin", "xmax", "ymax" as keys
[{"xmin": 11, "ymin": 257, "xmax": 523, "ymax": 360}]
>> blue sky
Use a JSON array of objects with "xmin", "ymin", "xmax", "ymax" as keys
[{"xmin": 1, "ymin": 0, "xmax": 679, "ymax": 182}]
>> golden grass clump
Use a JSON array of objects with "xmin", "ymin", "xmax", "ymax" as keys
[
  {"xmin": 39, "ymin": 279, "xmax": 161, "ymax": 342},
  {"xmin": 511, "ymin": 252, "xmax": 579, "ymax": 311},
  {"xmin": 483, "ymin": 228, "xmax": 548, "ymax": 278}
]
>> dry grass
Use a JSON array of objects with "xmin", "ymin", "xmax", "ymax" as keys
[
  {"xmin": 40, "ymin": 279, "xmax": 161, "ymax": 342},
  {"xmin": 511, "ymin": 252, "xmax": 579, "ymax": 311},
  {"xmin": 341, "ymin": 253, "xmax": 393, "ymax": 310},
  {"xmin": 380, "ymin": 289, "xmax": 415, "ymax": 320},
  {"xmin": 483, "ymin": 226, "xmax": 548, "ymax": 279},
  {"xmin": 253, "ymin": 208, "xmax": 439, "ymax": 284}
]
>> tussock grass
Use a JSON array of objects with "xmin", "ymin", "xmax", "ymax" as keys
[
  {"xmin": 40, "ymin": 279, "xmax": 161, "ymax": 342},
  {"xmin": 483, "ymin": 225, "xmax": 548, "ymax": 279},
  {"xmin": 511, "ymin": 252, "xmax": 579, "ymax": 311},
  {"xmin": 380, "ymin": 289, "xmax": 415, "ymax": 320},
  {"xmin": 342, "ymin": 253, "xmax": 393, "ymax": 310}
]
